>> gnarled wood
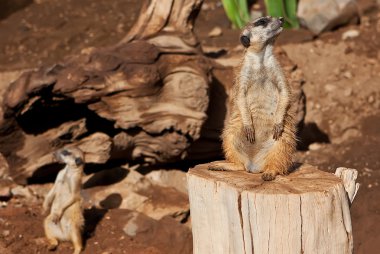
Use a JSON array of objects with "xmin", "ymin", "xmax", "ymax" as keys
[{"xmin": 0, "ymin": 0, "xmax": 210, "ymax": 183}]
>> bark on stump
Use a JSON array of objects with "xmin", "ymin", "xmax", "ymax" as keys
[{"xmin": 187, "ymin": 163, "xmax": 355, "ymax": 254}]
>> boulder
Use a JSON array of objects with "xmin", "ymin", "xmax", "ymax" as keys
[{"xmin": 298, "ymin": 0, "xmax": 358, "ymax": 34}]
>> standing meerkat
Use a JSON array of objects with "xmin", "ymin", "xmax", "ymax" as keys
[
  {"xmin": 43, "ymin": 147, "xmax": 85, "ymax": 254},
  {"xmin": 209, "ymin": 16, "xmax": 296, "ymax": 181}
]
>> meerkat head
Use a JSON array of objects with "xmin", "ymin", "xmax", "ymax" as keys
[
  {"xmin": 240, "ymin": 16, "xmax": 284, "ymax": 52},
  {"xmin": 54, "ymin": 147, "xmax": 84, "ymax": 168}
]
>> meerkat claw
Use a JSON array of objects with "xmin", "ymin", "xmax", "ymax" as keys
[
  {"xmin": 244, "ymin": 125, "xmax": 255, "ymax": 143},
  {"xmin": 273, "ymin": 123, "xmax": 284, "ymax": 140},
  {"xmin": 51, "ymin": 213, "xmax": 61, "ymax": 224},
  {"xmin": 262, "ymin": 171, "xmax": 276, "ymax": 181},
  {"xmin": 208, "ymin": 165, "xmax": 226, "ymax": 171}
]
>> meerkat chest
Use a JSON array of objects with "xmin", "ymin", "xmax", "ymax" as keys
[
  {"xmin": 247, "ymin": 76, "xmax": 279, "ymax": 114},
  {"xmin": 53, "ymin": 170, "xmax": 79, "ymax": 201}
]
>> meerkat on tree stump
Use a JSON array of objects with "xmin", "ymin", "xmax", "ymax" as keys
[
  {"xmin": 209, "ymin": 16, "xmax": 296, "ymax": 181},
  {"xmin": 42, "ymin": 147, "xmax": 85, "ymax": 254}
]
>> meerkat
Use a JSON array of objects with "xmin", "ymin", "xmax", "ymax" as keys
[
  {"xmin": 42, "ymin": 147, "xmax": 85, "ymax": 254},
  {"xmin": 209, "ymin": 16, "xmax": 296, "ymax": 181}
]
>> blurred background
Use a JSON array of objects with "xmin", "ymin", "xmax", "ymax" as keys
[{"xmin": 0, "ymin": 0, "xmax": 379, "ymax": 253}]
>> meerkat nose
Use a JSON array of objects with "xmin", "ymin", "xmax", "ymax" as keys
[{"xmin": 279, "ymin": 17, "xmax": 284, "ymax": 23}]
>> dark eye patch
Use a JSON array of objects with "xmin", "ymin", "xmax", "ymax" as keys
[
  {"xmin": 75, "ymin": 157, "xmax": 84, "ymax": 166},
  {"xmin": 61, "ymin": 150, "xmax": 71, "ymax": 156},
  {"xmin": 240, "ymin": 35, "xmax": 250, "ymax": 48},
  {"xmin": 254, "ymin": 17, "xmax": 269, "ymax": 27}
]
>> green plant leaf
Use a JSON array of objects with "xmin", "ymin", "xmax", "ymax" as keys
[{"xmin": 221, "ymin": 0, "xmax": 250, "ymax": 29}]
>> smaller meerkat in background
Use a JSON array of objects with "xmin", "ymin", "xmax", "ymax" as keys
[
  {"xmin": 209, "ymin": 16, "xmax": 297, "ymax": 181},
  {"xmin": 43, "ymin": 147, "xmax": 85, "ymax": 254}
]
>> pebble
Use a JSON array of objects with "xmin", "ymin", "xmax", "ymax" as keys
[
  {"xmin": 343, "ymin": 71, "xmax": 353, "ymax": 79},
  {"xmin": 208, "ymin": 26, "xmax": 222, "ymax": 37},
  {"xmin": 0, "ymin": 186, "xmax": 11, "ymax": 199},
  {"xmin": 342, "ymin": 29, "xmax": 360, "ymax": 40},
  {"xmin": 309, "ymin": 143, "xmax": 322, "ymax": 151},
  {"xmin": 368, "ymin": 95, "xmax": 375, "ymax": 104},
  {"xmin": 324, "ymin": 84, "xmax": 336, "ymax": 92},
  {"xmin": 2, "ymin": 230, "xmax": 10, "ymax": 237},
  {"xmin": 344, "ymin": 88, "xmax": 352, "ymax": 96},
  {"xmin": 367, "ymin": 58, "xmax": 377, "ymax": 65}
]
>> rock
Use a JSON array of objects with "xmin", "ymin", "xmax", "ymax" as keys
[
  {"xmin": 10, "ymin": 185, "xmax": 35, "ymax": 199},
  {"xmin": 342, "ymin": 29, "xmax": 360, "ymax": 40},
  {"xmin": 84, "ymin": 167, "xmax": 189, "ymax": 220},
  {"xmin": 0, "ymin": 153, "xmax": 9, "ymax": 179},
  {"xmin": 324, "ymin": 84, "xmax": 336, "ymax": 92},
  {"xmin": 117, "ymin": 210, "xmax": 192, "ymax": 254},
  {"xmin": 202, "ymin": 46, "xmax": 227, "ymax": 57},
  {"xmin": 333, "ymin": 128, "xmax": 362, "ymax": 144},
  {"xmin": 2, "ymin": 230, "xmax": 10, "ymax": 237},
  {"xmin": 0, "ymin": 70, "xmax": 30, "ymax": 122},
  {"xmin": 344, "ymin": 88, "xmax": 352, "ymax": 96},
  {"xmin": 343, "ymin": 71, "xmax": 353, "ymax": 79},
  {"xmin": 308, "ymin": 143, "xmax": 323, "ymax": 151},
  {"xmin": 146, "ymin": 169, "xmax": 188, "ymax": 194},
  {"xmin": 0, "ymin": 186, "xmax": 11, "ymax": 199},
  {"xmin": 297, "ymin": 0, "xmax": 358, "ymax": 34},
  {"xmin": 208, "ymin": 26, "xmax": 222, "ymax": 37},
  {"xmin": 0, "ymin": 184, "xmax": 11, "ymax": 200},
  {"xmin": 0, "ymin": 178, "xmax": 16, "ymax": 199},
  {"xmin": 124, "ymin": 212, "xmax": 140, "ymax": 237}
]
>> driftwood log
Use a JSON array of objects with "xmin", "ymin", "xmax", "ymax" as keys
[
  {"xmin": 0, "ymin": 0, "xmax": 305, "ymax": 183},
  {"xmin": 187, "ymin": 163, "xmax": 358, "ymax": 254}
]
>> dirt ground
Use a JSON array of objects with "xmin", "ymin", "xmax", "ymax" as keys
[{"xmin": 0, "ymin": 0, "xmax": 379, "ymax": 253}]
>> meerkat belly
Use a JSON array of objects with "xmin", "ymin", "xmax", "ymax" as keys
[
  {"xmin": 50, "ymin": 182, "xmax": 72, "ymax": 214},
  {"xmin": 247, "ymin": 82, "xmax": 279, "ymax": 140}
]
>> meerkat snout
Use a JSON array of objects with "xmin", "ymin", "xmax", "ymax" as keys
[{"xmin": 240, "ymin": 16, "xmax": 284, "ymax": 50}]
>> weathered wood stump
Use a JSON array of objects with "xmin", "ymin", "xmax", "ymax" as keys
[{"xmin": 187, "ymin": 163, "xmax": 356, "ymax": 254}]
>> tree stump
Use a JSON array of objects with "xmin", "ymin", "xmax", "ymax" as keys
[{"xmin": 187, "ymin": 163, "xmax": 355, "ymax": 254}]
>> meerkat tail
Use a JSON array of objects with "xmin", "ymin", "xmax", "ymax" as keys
[
  {"xmin": 44, "ymin": 218, "xmax": 59, "ymax": 250},
  {"xmin": 71, "ymin": 229, "xmax": 83, "ymax": 254},
  {"xmin": 261, "ymin": 131, "xmax": 296, "ymax": 181},
  {"xmin": 208, "ymin": 161, "xmax": 245, "ymax": 171}
]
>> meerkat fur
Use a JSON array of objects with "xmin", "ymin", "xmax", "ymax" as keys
[
  {"xmin": 42, "ymin": 147, "xmax": 85, "ymax": 254},
  {"xmin": 209, "ymin": 16, "xmax": 296, "ymax": 181}
]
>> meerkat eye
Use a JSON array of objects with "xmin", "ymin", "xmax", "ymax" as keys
[
  {"xmin": 254, "ymin": 18, "xmax": 269, "ymax": 27},
  {"xmin": 240, "ymin": 35, "xmax": 250, "ymax": 48},
  {"xmin": 61, "ymin": 150, "xmax": 71, "ymax": 156},
  {"xmin": 75, "ymin": 157, "xmax": 84, "ymax": 166}
]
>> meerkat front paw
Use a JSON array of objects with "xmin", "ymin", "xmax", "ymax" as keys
[
  {"xmin": 243, "ymin": 125, "xmax": 255, "ymax": 143},
  {"xmin": 42, "ymin": 204, "xmax": 49, "ymax": 216},
  {"xmin": 273, "ymin": 123, "xmax": 284, "ymax": 140},
  {"xmin": 51, "ymin": 212, "xmax": 62, "ymax": 224},
  {"xmin": 262, "ymin": 171, "xmax": 277, "ymax": 181}
]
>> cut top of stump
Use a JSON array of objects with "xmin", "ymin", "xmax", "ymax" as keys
[{"xmin": 188, "ymin": 162, "xmax": 341, "ymax": 195}]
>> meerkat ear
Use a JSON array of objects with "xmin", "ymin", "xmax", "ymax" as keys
[
  {"xmin": 240, "ymin": 35, "xmax": 250, "ymax": 48},
  {"xmin": 75, "ymin": 157, "xmax": 84, "ymax": 166}
]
